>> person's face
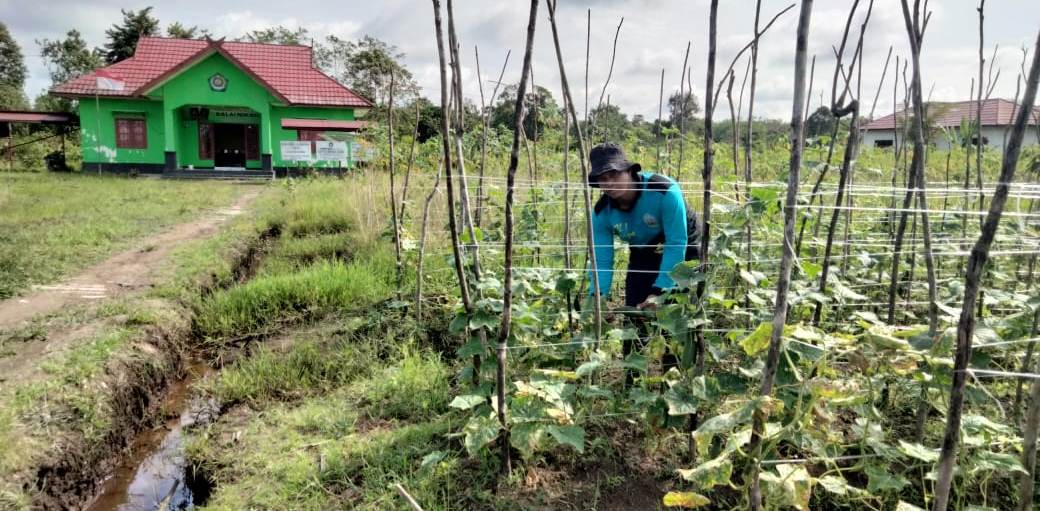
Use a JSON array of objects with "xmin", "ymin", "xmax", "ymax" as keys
[{"xmin": 598, "ymin": 169, "xmax": 633, "ymax": 199}]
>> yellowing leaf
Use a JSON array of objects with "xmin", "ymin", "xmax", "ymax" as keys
[
  {"xmin": 739, "ymin": 322, "xmax": 773, "ymax": 356},
  {"xmin": 662, "ymin": 491, "xmax": 710, "ymax": 508}
]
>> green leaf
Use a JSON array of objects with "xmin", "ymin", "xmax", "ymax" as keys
[
  {"xmin": 470, "ymin": 309, "xmax": 499, "ymax": 330},
  {"xmin": 866, "ymin": 326, "xmax": 912, "ymax": 351},
  {"xmin": 898, "ymin": 440, "xmax": 939, "ymax": 463},
  {"xmin": 463, "ymin": 415, "xmax": 501, "ymax": 456},
  {"xmin": 576, "ymin": 360, "xmax": 603, "ymax": 378},
  {"xmin": 670, "ymin": 261, "xmax": 706, "ymax": 289},
  {"xmin": 449, "ymin": 394, "xmax": 486, "ymax": 410},
  {"xmin": 801, "ymin": 261, "xmax": 822, "ymax": 280},
  {"xmin": 969, "ymin": 450, "xmax": 1027, "ymax": 475},
  {"xmin": 555, "ymin": 272, "xmax": 579, "ymax": 295},
  {"xmin": 832, "ymin": 281, "xmax": 868, "ymax": 300},
  {"xmin": 678, "ymin": 456, "xmax": 733, "ymax": 489},
  {"xmin": 662, "ymin": 491, "xmax": 710, "ymax": 508},
  {"xmin": 760, "ymin": 465, "xmax": 812, "ymax": 511},
  {"xmin": 510, "ymin": 423, "xmax": 547, "ymax": 460},
  {"xmin": 739, "ymin": 322, "xmax": 773, "ymax": 356},
  {"xmin": 420, "ymin": 451, "xmax": 447, "ymax": 470},
  {"xmin": 620, "ymin": 352, "xmax": 648, "ymax": 374},
  {"xmin": 546, "ymin": 425, "xmax": 584, "ymax": 453},
  {"xmin": 664, "ymin": 376, "xmax": 709, "ymax": 416},
  {"xmin": 865, "ymin": 464, "xmax": 909, "ymax": 493},
  {"xmin": 449, "ymin": 312, "xmax": 469, "ymax": 334},
  {"xmin": 457, "ymin": 338, "xmax": 484, "ymax": 359}
]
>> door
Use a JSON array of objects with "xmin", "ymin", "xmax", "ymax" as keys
[{"xmin": 214, "ymin": 123, "xmax": 246, "ymax": 167}]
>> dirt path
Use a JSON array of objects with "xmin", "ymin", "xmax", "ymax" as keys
[{"xmin": 0, "ymin": 188, "xmax": 262, "ymax": 333}]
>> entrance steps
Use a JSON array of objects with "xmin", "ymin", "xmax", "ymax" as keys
[{"xmin": 162, "ymin": 168, "xmax": 274, "ymax": 181}]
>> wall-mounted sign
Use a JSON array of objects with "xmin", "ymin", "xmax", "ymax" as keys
[
  {"xmin": 209, "ymin": 109, "xmax": 259, "ymax": 123},
  {"xmin": 315, "ymin": 141, "xmax": 348, "ymax": 161},
  {"xmin": 280, "ymin": 140, "xmax": 313, "ymax": 161},
  {"xmin": 209, "ymin": 73, "xmax": 228, "ymax": 92}
]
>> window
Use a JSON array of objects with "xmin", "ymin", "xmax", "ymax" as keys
[
  {"xmin": 115, "ymin": 118, "xmax": 147, "ymax": 149},
  {"xmin": 874, "ymin": 139, "xmax": 893, "ymax": 148},
  {"xmin": 971, "ymin": 135, "xmax": 990, "ymax": 146},
  {"xmin": 198, "ymin": 123, "xmax": 214, "ymax": 160}
]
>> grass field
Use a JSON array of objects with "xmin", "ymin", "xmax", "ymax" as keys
[{"xmin": 0, "ymin": 173, "xmax": 247, "ymax": 299}]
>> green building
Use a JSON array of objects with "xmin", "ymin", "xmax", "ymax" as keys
[{"xmin": 52, "ymin": 37, "xmax": 371, "ymax": 177}]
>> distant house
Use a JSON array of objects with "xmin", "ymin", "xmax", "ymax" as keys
[
  {"xmin": 861, "ymin": 98, "xmax": 1040, "ymax": 152},
  {"xmin": 50, "ymin": 37, "xmax": 372, "ymax": 176}
]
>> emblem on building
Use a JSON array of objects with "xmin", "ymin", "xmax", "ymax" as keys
[{"xmin": 209, "ymin": 73, "xmax": 228, "ymax": 92}]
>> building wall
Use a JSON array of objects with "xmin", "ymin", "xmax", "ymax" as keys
[
  {"xmin": 862, "ymin": 126, "xmax": 1040, "ymax": 152},
  {"xmin": 78, "ymin": 97, "xmax": 166, "ymax": 166},
  {"xmin": 269, "ymin": 105, "xmax": 357, "ymax": 168},
  {"xmin": 149, "ymin": 53, "xmax": 276, "ymax": 168},
  {"xmin": 75, "ymin": 51, "xmax": 359, "ymax": 171}
]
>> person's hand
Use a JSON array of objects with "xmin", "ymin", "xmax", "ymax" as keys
[{"xmin": 636, "ymin": 294, "xmax": 659, "ymax": 311}]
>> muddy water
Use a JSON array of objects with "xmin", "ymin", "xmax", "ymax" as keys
[{"xmin": 85, "ymin": 361, "xmax": 217, "ymax": 511}]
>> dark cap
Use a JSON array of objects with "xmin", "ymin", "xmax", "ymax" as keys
[{"xmin": 588, "ymin": 142, "xmax": 641, "ymax": 187}]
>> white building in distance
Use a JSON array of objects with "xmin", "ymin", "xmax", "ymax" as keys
[{"xmin": 861, "ymin": 98, "xmax": 1040, "ymax": 152}]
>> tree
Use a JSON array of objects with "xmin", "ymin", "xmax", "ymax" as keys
[
  {"xmin": 588, "ymin": 103, "xmax": 630, "ymax": 143},
  {"xmin": 166, "ymin": 22, "xmax": 210, "ymax": 40},
  {"xmin": 805, "ymin": 106, "xmax": 836, "ymax": 138},
  {"xmin": 0, "ymin": 22, "xmax": 29, "ymax": 110},
  {"xmin": 241, "ymin": 26, "xmax": 310, "ymax": 45},
  {"xmin": 37, "ymin": 30, "xmax": 103, "ymax": 112},
  {"xmin": 490, "ymin": 84, "xmax": 559, "ymax": 139},
  {"xmin": 103, "ymin": 7, "xmax": 160, "ymax": 64},
  {"xmin": 667, "ymin": 90, "xmax": 701, "ymax": 127},
  {"xmin": 320, "ymin": 35, "xmax": 417, "ymax": 105}
]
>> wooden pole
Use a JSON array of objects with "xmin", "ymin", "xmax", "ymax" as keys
[
  {"xmin": 932, "ymin": 24, "xmax": 1040, "ymax": 511},
  {"xmin": 748, "ymin": 1, "xmax": 813, "ymax": 508},
  {"xmin": 497, "ymin": 0, "xmax": 540, "ymax": 476},
  {"xmin": 547, "ymin": 0, "xmax": 602, "ymax": 347}
]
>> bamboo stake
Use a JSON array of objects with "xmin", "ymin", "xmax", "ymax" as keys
[
  {"xmin": 588, "ymin": 17, "xmax": 623, "ymax": 141},
  {"xmin": 813, "ymin": 0, "xmax": 871, "ymax": 325},
  {"xmin": 388, "ymin": 71, "xmax": 404, "ymax": 300},
  {"xmin": 678, "ymin": 41, "xmax": 691, "ymax": 179},
  {"xmin": 748, "ymin": 2, "xmax": 813, "ymax": 508},
  {"xmin": 1014, "ymin": 308, "xmax": 1040, "ymax": 419},
  {"xmin": 744, "ymin": 0, "xmax": 763, "ymax": 184},
  {"xmin": 563, "ymin": 92, "xmax": 575, "ymax": 334},
  {"xmin": 416, "ymin": 159, "xmax": 444, "ymax": 320},
  {"xmin": 397, "ymin": 101, "xmax": 421, "ymax": 224},
  {"xmin": 657, "ymin": 68, "xmax": 665, "ymax": 171},
  {"xmin": 547, "ymin": 0, "xmax": 602, "ymax": 347},
  {"xmin": 932, "ymin": 25, "xmax": 1040, "ymax": 511},
  {"xmin": 475, "ymin": 49, "xmax": 511, "ymax": 230},
  {"xmin": 431, "ymin": 0, "xmax": 476, "ymax": 381},
  {"xmin": 497, "ymin": 0, "xmax": 540, "ymax": 476},
  {"xmin": 395, "ymin": 484, "xmax": 425, "ymax": 511}
]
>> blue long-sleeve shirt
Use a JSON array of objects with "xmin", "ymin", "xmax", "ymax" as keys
[{"xmin": 588, "ymin": 172, "xmax": 689, "ymax": 297}]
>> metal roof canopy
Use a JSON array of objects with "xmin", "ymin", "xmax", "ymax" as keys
[
  {"xmin": 0, "ymin": 110, "xmax": 79, "ymax": 125},
  {"xmin": 1, "ymin": 110, "xmax": 79, "ymax": 170},
  {"xmin": 281, "ymin": 118, "xmax": 367, "ymax": 131}
]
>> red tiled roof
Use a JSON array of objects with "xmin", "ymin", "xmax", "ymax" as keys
[
  {"xmin": 863, "ymin": 98, "xmax": 1040, "ymax": 131},
  {"xmin": 51, "ymin": 37, "xmax": 371, "ymax": 108},
  {"xmin": 281, "ymin": 118, "xmax": 368, "ymax": 131}
]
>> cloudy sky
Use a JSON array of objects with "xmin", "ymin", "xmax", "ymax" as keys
[{"xmin": 2, "ymin": 0, "xmax": 1037, "ymax": 120}]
